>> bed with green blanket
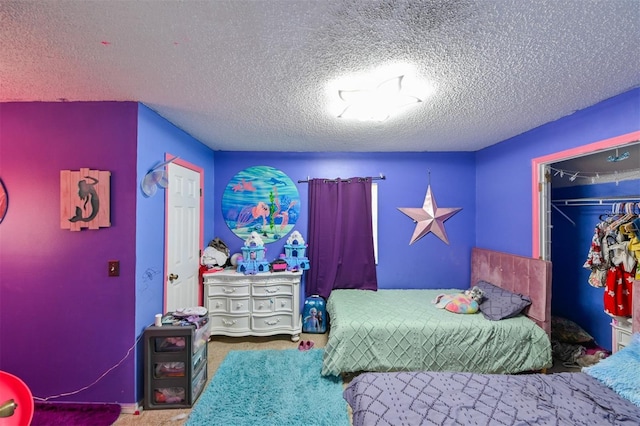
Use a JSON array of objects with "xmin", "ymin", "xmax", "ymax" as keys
[
  {"xmin": 321, "ymin": 248, "xmax": 553, "ymax": 376},
  {"xmin": 321, "ymin": 288, "xmax": 551, "ymax": 376}
]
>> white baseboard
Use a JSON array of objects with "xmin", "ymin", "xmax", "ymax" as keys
[{"xmin": 119, "ymin": 401, "xmax": 142, "ymax": 415}]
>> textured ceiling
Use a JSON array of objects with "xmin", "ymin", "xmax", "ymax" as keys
[{"xmin": 1, "ymin": 0, "xmax": 639, "ymax": 153}]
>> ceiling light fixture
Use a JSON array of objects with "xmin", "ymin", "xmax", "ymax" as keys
[{"xmin": 336, "ymin": 75, "xmax": 423, "ymax": 122}]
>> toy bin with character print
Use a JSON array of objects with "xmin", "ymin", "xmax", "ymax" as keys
[{"xmin": 302, "ymin": 295, "xmax": 326, "ymax": 334}]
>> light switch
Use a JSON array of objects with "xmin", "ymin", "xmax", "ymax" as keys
[{"xmin": 108, "ymin": 260, "xmax": 120, "ymax": 277}]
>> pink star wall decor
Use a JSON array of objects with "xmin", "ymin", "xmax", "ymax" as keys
[{"xmin": 398, "ymin": 185, "xmax": 462, "ymax": 245}]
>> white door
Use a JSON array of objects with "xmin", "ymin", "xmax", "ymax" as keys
[{"xmin": 166, "ymin": 162, "xmax": 201, "ymax": 312}]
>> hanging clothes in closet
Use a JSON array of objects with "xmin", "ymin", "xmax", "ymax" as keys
[{"xmin": 583, "ymin": 202, "xmax": 640, "ymax": 317}]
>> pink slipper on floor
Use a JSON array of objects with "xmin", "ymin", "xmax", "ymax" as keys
[
  {"xmin": 298, "ymin": 341, "xmax": 305, "ymax": 351},
  {"xmin": 304, "ymin": 340, "xmax": 314, "ymax": 350}
]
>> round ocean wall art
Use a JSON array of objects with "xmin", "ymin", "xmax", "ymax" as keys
[{"xmin": 222, "ymin": 166, "xmax": 300, "ymax": 243}]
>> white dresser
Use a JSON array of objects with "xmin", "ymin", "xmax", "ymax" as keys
[
  {"xmin": 203, "ymin": 269, "xmax": 302, "ymax": 342},
  {"xmin": 611, "ymin": 316, "xmax": 633, "ymax": 353}
]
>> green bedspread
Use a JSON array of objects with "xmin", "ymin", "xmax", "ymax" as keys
[{"xmin": 321, "ymin": 289, "xmax": 552, "ymax": 376}]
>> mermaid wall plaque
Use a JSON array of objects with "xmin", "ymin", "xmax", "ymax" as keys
[{"xmin": 60, "ymin": 168, "xmax": 111, "ymax": 231}]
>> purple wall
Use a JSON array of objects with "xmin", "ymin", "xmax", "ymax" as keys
[
  {"xmin": 0, "ymin": 102, "xmax": 139, "ymax": 403},
  {"xmin": 213, "ymin": 151, "xmax": 477, "ymax": 292}
]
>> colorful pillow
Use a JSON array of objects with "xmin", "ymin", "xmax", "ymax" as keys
[
  {"xmin": 551, "ymin": 316, "xmax": 594, "ymax": 344},
  {"xmin": 476, "ymin": 280, "xmax": 531, "ymax": 321},
  {"xmin": 433, "ymin": 293, "xmax": 479, "ymax": 314},
  {"xmin": 583, "ymin": 333, "xmax": 640, "ymax": 407}
]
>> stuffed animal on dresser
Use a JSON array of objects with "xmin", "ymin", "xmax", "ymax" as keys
[
  {"xmin": 201, "ymin": 237, "xmax": 230, "ymax": 269},
  {"xmin": 433, "ymin": 285, "xmax": 485, "ymax": 314}
]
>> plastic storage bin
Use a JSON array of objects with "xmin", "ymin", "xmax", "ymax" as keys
[
  {"xmin": 302, "ymin": 295, "xmax": 327, "ymax": 333},
  {"xmin": 144, "ymin": 322, "xmax": 209, "ymax": 409}
]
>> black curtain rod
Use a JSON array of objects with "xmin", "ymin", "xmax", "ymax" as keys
[{"xmin": 298, "ymin": 173, "xmax": 386, "ymax": 183}]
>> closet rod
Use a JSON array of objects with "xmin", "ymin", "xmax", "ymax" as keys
[
  {"xmin": 551, "ymin": 195, "xmax": 640, "ymax": 207},
  {"xmin": 298, "ymin": 173, "xmax": 386, "ymax": 183}
]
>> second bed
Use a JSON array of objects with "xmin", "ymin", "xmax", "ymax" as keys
[{"xmin": 321, "ymin": 247, "xmax": 552, "ymax": 376}]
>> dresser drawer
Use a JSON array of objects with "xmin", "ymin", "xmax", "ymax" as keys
[
  {"xmin": 616, "ymin": 327, "xmax": 632, "ymax": 348},
  {"xmin": 278, "ymin": 296, "xmax": 294, "ymax": 312},
  {"xmin": 203, "ymin": 273, "xmax": 251, "ymax": 285},
  {"xmin": 207, "ymin": 296, "xmax": 250, "ymax": 314},
  {"xmin": 207, "ymin": 297, "xmax": 228, "ymax": 314},
  {"xmin": 252, "ymin": 296, "xmax": 294, "ymax": 312},
  {"xmin": 253, "ymin": 283, "xmax": 294, "ymax": 297},
  {"xmin": 252, "ymin": 313, "xmax": 294, "ymax": 331},
  {"xmin": 207, "ymin": 283, "xmax": 250, "ymax": 297},
  {"xmin": 611, "ymin": 317, "xmax": 633, "ymax": 353},
  {"xmin": 210, "ymin": 314, "xmax": 251, "ymax": 332},
  {"xmin": 252, "ymin": 297, "xmax": 275, "ymax": 313},
  {"xmin": 228, "ymin": 297, "xmax": 251, "ymax": 314}
]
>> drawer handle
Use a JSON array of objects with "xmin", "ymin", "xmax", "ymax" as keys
[
  {"xmin": 215, "ymin": 302, "xmax": 222, "ymax": 308},
  {"xmin": 280, "ymin": 301, "xmax": 286, "ymax": 307},
  {"xmin": 258, "ymin": 299, "xmax": 274, "ymax": 310},
  {"xmin": 223, "ymin": 288, "xmax": 236, "ymax": 294},
  {"xmin": 265, "ymin": 287, "xmax": 280, "ymax": 294},
  {"xmin": 235, "ymin": 302, "xmax": 244, "ymax": 310},
  {"xmin": 222, "ymin": 319, "xmax": 237, "ymax": 326},
  {"xmin": 264, "ymin": 318, "xmax": 280, "ymax": 326}
]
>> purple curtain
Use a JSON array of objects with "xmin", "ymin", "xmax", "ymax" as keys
[{"xmin": 306, "ymin": 177, "xmax": 378, "ymax": 299}]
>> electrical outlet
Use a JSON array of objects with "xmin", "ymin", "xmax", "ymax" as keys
[{"xmin": 108, "ymin": 260, "xmax": 120, "ymax": 277}]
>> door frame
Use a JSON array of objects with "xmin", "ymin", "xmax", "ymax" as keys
[
  {"xmin": 531, "ymin": 130, "xmax": 640, "ymax": 259},
  {"xmin": 164, "ymin": 154, "xmax": 205, "ymax": 311}
]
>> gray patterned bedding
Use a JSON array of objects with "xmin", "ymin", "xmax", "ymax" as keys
[
  {"xmin": 344, "ymin": 371, "xmax": 640, "ymax": 426},
  {"xmin": 322, "ymin": 289, "xmax": 551, "ymax": 376}
]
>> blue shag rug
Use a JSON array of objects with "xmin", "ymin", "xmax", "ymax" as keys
[{"xmin": 186, "ymin": 348, "xmax": 350, "ymax": 426}]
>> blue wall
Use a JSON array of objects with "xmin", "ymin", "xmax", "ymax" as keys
[
  {"xmin": 135, "ymin": 104, "xmax": 216, "ymax": 401},
  {"xmin": 476, "ymin": 88, "xmax": 639, "ymax": 352},
  {"xmin": 213, "ymin": 151, "xmax": 477, "ymax": 293},
  {"xmin": 476, "ymin": 88, "xmax": 640, "ymax": 256},
  {"xmin": 551, "ymin": 180, "xmax": 639, "ymax": 349}
]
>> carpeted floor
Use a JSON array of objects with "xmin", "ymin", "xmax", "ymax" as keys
[
  {"xmin": 113, "ymin": 333, "xmax": 336, "ymax": 426},
  {"xmin": 113, "ymin": 332, "xmax": 576, "ymax": 426},
  {"xmin": 186, "ymin": 348, "xmax": 349, "ymax": 426}
]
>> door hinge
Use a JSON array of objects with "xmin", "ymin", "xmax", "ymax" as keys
[{"xmin": 200, "ymin": 188, "xmax": 202, "ymax": 197}]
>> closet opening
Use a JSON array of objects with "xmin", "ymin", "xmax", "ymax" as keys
[
  {"xmin": 531, "ymin": 131, "xmax": 640, "ymax": 356},
  {"xmin": 532, "ymin": 131, "xmax": 640, "ymax": 261}
]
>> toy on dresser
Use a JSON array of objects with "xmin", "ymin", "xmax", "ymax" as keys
[
  {"xmin": 236, "ymin": 231, "xmax": 271, "ymax": 274},
  {"xmin": 201, "ymin": 237, "xmax": 230, "ymax": 271},
  {"xmin": 282, "ymin": 230, "xmax": 310, "ymax": 272}
]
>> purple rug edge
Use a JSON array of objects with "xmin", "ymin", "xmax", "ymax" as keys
[{"xmin": 32, "ymin": 402, "xmax": 121, "ymax": 426}]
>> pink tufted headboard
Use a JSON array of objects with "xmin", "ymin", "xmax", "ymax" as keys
[{"xmin": 470, "ymin": 247, "xmax": 552, "ymax": 336}]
